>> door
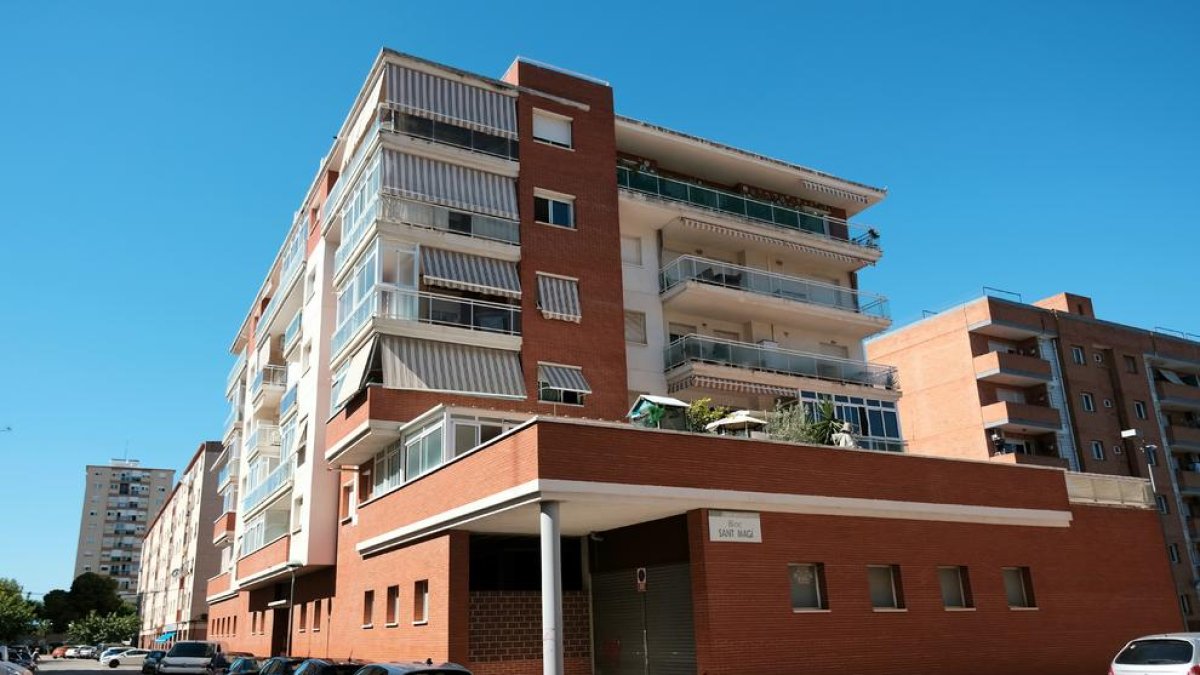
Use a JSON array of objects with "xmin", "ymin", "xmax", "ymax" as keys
[
  {"xmin": 270, "ymin": 607, "xmax": 288, "ymax": 657},
  {"xmin": 592, "ymin": 563, "xmax": 696, "ymax": 675}
]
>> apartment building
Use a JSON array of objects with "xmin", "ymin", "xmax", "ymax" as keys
[
  {"xmin": 73, "ymin": 460, "xmax": 175, "ymax": 600},
  {"xmin": 204, "ymin": 50, "xmax": 1178, "ymax": 674},
  {"xmin": 137, "ymin": 442, "xmax": 224, "ymax": 647},
  {"xmin": 868, "ymin": 291, "xmax": 1200, "ymax": 628}
]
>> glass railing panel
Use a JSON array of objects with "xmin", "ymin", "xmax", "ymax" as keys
[{"xmin": 664, "ymin": 334, "xmax": 896, "ymax": 389}]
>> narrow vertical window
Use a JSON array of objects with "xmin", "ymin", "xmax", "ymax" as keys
[
  {"xmin": 1002, "ymin": 567, "xmax": 1036, "ymax": 608},
  {"xmin": 413, "ymin": 580, "xmax": 429, "ymax": 624},
  {"xmin": 867, "ymin": 565, "xmax": 904, "ymax": 610},
  {"xmin": 386, "ymin": 585, "xmax": 400, "ymax": 626},
  {"xmin": 1081, "ymin": 393, "xmax": 1096, "ymax": 412},
  {"xmin": 362, "ymin": 590, "xmax": 374, "ymax": 628},
  {"xmin": 1071, "ymin": 346, "xmax": 1086, "ymax": 365},
  {"xmin": 313, "ymin": 600, "xmax": 322, "ymax": 632},
  {"xmin": 938, "ymin": 566, "xmax": 973, "ymax": 609}
]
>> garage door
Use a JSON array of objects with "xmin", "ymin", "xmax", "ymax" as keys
[{"xmin": 592, "ymin": 563, "xmax": 696, "ymax": 675}]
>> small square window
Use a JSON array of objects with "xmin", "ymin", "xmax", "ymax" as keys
[
  {"xmin": 1094, "ymin": 352, "xmax": 1104, "ymax": 364},
  {"xmin": 532, "ymin": 110, "xmax": 573, "ymax": 149},
  {"xmin": 789, "ymin": 563, "xmax": 827, "ymax": 611},
  {"xmin": 1002, "ymin": 567, "xmax": 1036, "ymax": 608},
  {"xmin": 624, "ymin": 311, "xmax": 648, "ymax": 345},
  {"xmin": 867, "ymin": 565, "xmax": 904, "ymax": 610},
  {"xmin": 938, "ymin": 566, "xmax": 973, "ymax": 609},
  {"xmin": 1091, "ymin": 441, "xmax": 1105, "ymax": 461},
  {"xmin": 1071, "ymin": 346, "xmax": 1086, "ymax": 365},
  {"xmin": 413, "ymin": 580, "xmax": 429, "ymax": 624},
  {"xmin": 1103, "ymin": 398, "xmax": 1113, "ymax": 408},
  {"xmin": 534, "ymin": 193, "xmax": 575, "ymax": 228},
  {"xmin": 1081, "ymin": 393, "xmax": 1096, "ymax": 412},
  {"xmin": 1135, "ymin": 401, "xmax": 1148, "ymax": 420}
]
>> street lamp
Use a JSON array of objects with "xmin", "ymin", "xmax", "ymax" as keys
[{"xmin": 284, "ymin": 561, "xmax": 303, "ymax": 656}]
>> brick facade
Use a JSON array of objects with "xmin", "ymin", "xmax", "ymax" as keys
[{"xmin": 468, "ymin": 591, "xmax": 590, "ymax": 675}]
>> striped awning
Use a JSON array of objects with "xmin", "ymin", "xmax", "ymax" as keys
[
  {"xmin": 386, "ymin": 64, "xmax": 518, "ymax": 138},
  {"xmin": 379, "ymin": 336, "xmax": 525, "ymax": 398},
  {"xmin": 421, "ymin": 248, "xmax": 521, "ymax": 299},
  {"xmin": 668, "ymin": 374, "xmax": 797, "ymax": 398},
  {"xmin": 537, "ymin": 274, "xmax": 581, "ymax": 322},
  {"xmin": 382, "ymin": 149, "xmax": 518, "ymax": 220},
  {"xmin": 538, "ymin": 364, "xmax": 591, "ymax": 394},
  {"xmin": 333, "ymin": 338, "xmax": 377, "ymax": 408}
]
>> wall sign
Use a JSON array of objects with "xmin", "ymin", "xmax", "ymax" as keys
[{"xmin": 708, "ymin": 510, "xmax": 762, "ymax": 543}]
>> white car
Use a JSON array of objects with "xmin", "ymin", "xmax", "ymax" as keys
[
  {"xmin": 1111, "ymin": 633, "xmax": 1200, "ymax": 674},
  {"xmin": 99, "ymin": 648, "xmax": 132, "ymax": 663},
  {"xmin": 63, "ymin": 648, "xmax": 79, "ymax": 659},
  {"xmin": 104, "ymin": 649, "xmax": 149, "ymax": 669}
]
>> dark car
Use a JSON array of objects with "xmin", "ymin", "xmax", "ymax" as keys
[
  {"xmin": 219, "ymin": 656, "xmax": 261, "ymax": 675},
  {"xmin": 293, "ymin": 659, "xmax": 364, "ymax": 675},
  {"xmin": 351, "ymin": 663, "xmax": 471, "ymax": 675},
  {"xmin": 256, "ymin": 657, "xmax": 307, "ymax": 675},
  {"xmin": 141, "ymin": 650, "xmax": 167, "ymax": 674},
  {"xmin": 207, "ymin": 652, "xmax": 256, "ymax": 675}
]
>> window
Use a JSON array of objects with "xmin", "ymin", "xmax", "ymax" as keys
[
  {"xmin": 538, "ymin": 364, "xmax": 590, "ymax": 405},
  {"xmin": 1135, "ymin": 401, "xmax": 1148, "ymax": 420},
  {"xmin": 1157, "ymin": 494, "xmax": 1170, "ymax": 514},
  {"xmin": 340, "ymin": 483, "xmax": 355, "ymax": 521},
  {"xmin": 1148, "ymin": 446, "xmax": 1159, "ymax": 466},
  {"xmin": 1170, "ymin": 544, "xmax": 1181, "ymax": 564},
  {"xmin": 1094, "ymin": 352, "xmax": 1104, "ymax": 364},
  {"xmin": 788, "ymin": 563, "xmax": 827, "ymax": 611},
  {"xmin": 413, "ymin": 580, "xmax": 429, "ymax": 624},
  {"xmin": 534, "ymin": 193, "xmax": 574, "ymax": 228},
  {"xmin": 620, "ymin": 236, "xmax": 643, "ymax": 266},
  {"xmin": 1124, "ymin": 355, "xmax": 1138, "ymax": 373},
  {"xmin": 1103, "ymin": 398, "xmax": 1113, "ymax": 408},
  {"xmin": 386, "ymin": 585, "xmax": 400, "ymax": 626},
  {"xmin": 937, "ymin": 566, "xmax": 973, "ymax": 609},
  {"xmin": 313, "ymin": 600, "xmax": 322, "ymax": 632},
  {"xmin": 298, "ymin": 603, "xmax": 307, "ymax": 632},
  {"xmin": 404, "ymin": 421, "xmax": 445, "ymax": 482},
  {"xmin": 532, "ymin": 110, "xmax": 572, "ymax": 148},
  {"xmin": 292, "ymin": 496, "xmax": 303, "ymax": 532},
  {"xmin": 451, "ymin": 416, "xmax": 515, "ymax": 457},
  {"xmin": 624, "ymin": 311, "xmax": 647, "ymax": 345},
  {"xmin": 362, "ymin": 590, "xmax": 374, "ymax": 627},
  {"xmin": 867, "ymin": 565, "xmax": 904, "ymax": 610},
  {"xmin": 1071, "ymin": 346, "xmax": 1086, "ymax": 365},
  {"xmin": 1091, "ymin": 441, "xmax": 1105, "ymax": 461},
  {"xmin": 1002, "ymin": 567, "xmax": 1036, "ymax": 608},
  {"xmin": 995, "ymin": 388, "xmax": 1026, "ymax": 404},
  {"xmin": 1183, "ymin": 594, "xmax": 1193, "ymax": 616},
  {"xmin": 1081, "ymin": 393, "xmax": 1096, "ymax": 412}
]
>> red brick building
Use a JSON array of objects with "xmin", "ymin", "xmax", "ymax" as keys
[{"xmin": 200, "ymin": 50, "xmax": 1179, "ymax": 674}]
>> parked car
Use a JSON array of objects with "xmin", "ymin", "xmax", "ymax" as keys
[
  {"xmin": 256, "ymin": 657, "xmax": 306, "ymax": 675},
  {"xmin": 49, "ymin": 648, "xmax": 68, "ymax": 660},
  {"xmin": 1111, "ymin": 633, "xmax": 1200, "ymax": 674},
  {"xmin": 158, "ymin": 642, "xmax": 224, "ymax": 675},
  {"xmin": 293, "ymin": 659, "xmax": 364, "ymax": 675},
  {"xmin": 207, "ymin": 652, "xmax": 255, "ymax": 675},
  {"xmin": 99, "ymin": 647, "xmax": 133, "ymax": 663},
  {"xmin": 142, "ymin": 650, "xmax": 167, "ymax": 674},
  {"xmin": 105, "ymin": 649, "xmax": 149, "ymax": 668},
  {"xmin": 64, "ymin": 647, "xmax": 80, "ymax": 659},
  {"xmin": 76, "ymin": 646, "xmax": 97, "ymax": 659},
  {"xmin": 350, "ymin": 663, "xmax": 471, "ymax": 675},
  {"xmin": 0, "ymin": 661, "xmax": 32, "ymax": 675}
]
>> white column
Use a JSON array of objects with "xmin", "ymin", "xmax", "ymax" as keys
[{"xmin": 540, "ymin": 501, "xmax": 564, "ymax": 675}]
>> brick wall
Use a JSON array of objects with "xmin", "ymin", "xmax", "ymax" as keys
[{"xmin": 467, "ymin": 590, "xmax": 590, "ymax": 674}]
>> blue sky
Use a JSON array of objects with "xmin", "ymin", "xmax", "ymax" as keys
[{"xmin": 0, "ymin": 0, "xmax": 1197, "ymax": 596}]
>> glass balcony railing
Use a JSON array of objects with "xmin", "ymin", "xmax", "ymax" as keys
[
  {"xmin": 664, "ymin": 334, "xmax": 897, "ymax": 390},
  {"xmin": 226, "ymin": 352, "xmax": 246, "ymax": 392},
  {"xmin": 660, "ymin": 256, "xmax": 889, "ymax": 318},
  {"xmin": 258, "ymin": 222, "xmax": 307, "ymax": 335},
  {"xmin": 223, "ymin": 406, "xmax": 242, "ymax": 438},
  {"xmin": 250, "ymin": 365, "xmax": 287, "ymax": 399},
  {"xmin": 247, "ymin": 424, "xmax": 281, "ymax": 457},
  {"xmin": 216, "ymin": 462, "xmax": 236, "ymax": 490},
  {"xmin": 616, "ymin": 165, "xmax": 880, "ymax": 249},
  {"xmin": 283, "ymin": 311, "xmax": 303, "ymax": 352},
  {"xmin": 332, "ymin": 285, "xmax": 522, "ymax": 356},
  {"xmin": 280, "ymin": 385, "xmax": 298, "ymax": 417},
  {"xmin": 241, "ymin": 461, "xmax": 294, "ymax": 513}
]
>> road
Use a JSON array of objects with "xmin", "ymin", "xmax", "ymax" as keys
[{"xmin": 36, "ymin": 659, "xmax": 143, "ymax": 675}]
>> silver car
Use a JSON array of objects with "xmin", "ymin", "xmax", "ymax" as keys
[
  {"xmin": 157, "ymin": 642, "xmax": 223, "ymax": 675},
  {"xmin": 1111, "ymin": 633, "xmax": 1200, "ymax": 674}
]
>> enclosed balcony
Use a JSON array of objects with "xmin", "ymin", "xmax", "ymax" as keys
[
  {"xmin": 250, "ymin": 365, "xmax": 287, "ymax": 410},
  {"xmin": 280, "ymin": 385, "xmax": 298, "ymax": 419},
  {"xmin": 1158, "ymin": 381, "xmax": 1200, "ymax": 412},
  {"xmin": 222, "ymin": 405, "xmax": 243, "ymax": 443},
  {"xmin": 664, "ymin": 334, "xmax": 896, "ymax": 399},
  {"xmin": 216, "ymin": 460, "xmax": 237, "ymax": 492},
  {"xmin": 332, "ymin": 285, "xmax": 521, "ymax": 358},
  {"xmin": 245, "ymin": 424, "xmax": 282, "ymax": 462},
  {"xmin": 660, "ymin": 256, "xmax": 889, "ymax": 337},
  {"xmin": 1168, "ymin": 425, "xmax": 1200, "ymax": 453},
  {"xmin": 283, "ymin": 311, "xmax": 303, "ymax": 357},
  {"xmin": 225, "ymin": 352, "xmax": 246, "ymax": 396},
  {"xmin": 241, "ymin": 461, "xmax": 294, "ymax": 515},
  {"xmin": 212, "ymin": 512, "xmax": 236, "ymax": 546},
  {"xmin": 981, "ymin": 401, "xmax": 1062, "ymax": 434},
  {"xmin": 972, "ymin": 351, "xmax": 1052, "ymax": 387}
]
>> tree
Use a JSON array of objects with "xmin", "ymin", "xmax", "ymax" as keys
[
  {"xmin": 68, "ymin": 573, "xmax": 127, "ymax": 617},
  {"xmin": 685, "ymin": 397, "xmax": 729, "ymax": 433},
  {"xmin": 41, "ymin": 589, "xmax": 77, "ymax": 633},
  {"xmin": 767, "ymin": 399, "xmax": 844, "ymax": 445},
  {"xmin": 0, "ymin": 578, "xmax": 37, "ymax": 642},
  {"xmin": 67, "ymin": 611, "xmax": 140, "ymax": 645}
]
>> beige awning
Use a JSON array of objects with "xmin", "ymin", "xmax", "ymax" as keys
[
  {"xmin": 421, "ymin": 248, "xmax": 521, "ymax": 298},
  {"xmin": 333, "ymin": 338, "xmax": 377, "ymax": 408},
  {"xmin": 537, "ymin": 274, "xmax": 581, "ymax": 322},
  {"xmin": 385, "ymin": 64, "xmax": 518, "ymax": 138},
  {"xmin": 379, "ymin": 336, "xmax": 525, "ymax": 398},
  {"xmin": 382, "ymin": 149, "xmax": 519, "ymax": 220},
  {"xmin": 537, "ymin": 363, "xmax": 591, "ymax": 394}
]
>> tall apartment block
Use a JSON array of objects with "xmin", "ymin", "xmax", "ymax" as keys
[
  {"xmin": 204, "ymin": 50, "xmax": 1178, "ymax": 674},
  {"xmin": 868, "ymin": 291, "xmax": 1200, "ymax": 628},
  {"xmin": 137, "ymin": 442, "xmax": 224, "ymax": 646},
  {"xmin": 74, "ymin": 460, "xmax": 175, "ymax": 600}
]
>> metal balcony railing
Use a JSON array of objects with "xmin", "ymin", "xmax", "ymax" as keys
[
  {"xmin": 332, "ymin": 285, "xmax": 522, "ymax": 356},
  {"xmin": 660, "ymin": 256, "xmax": 889, "ymax": 318},
  {"xmin": 617, "ymin": 165, "xmax": 880, "ymax": 249},
  {"xmin": 250, "ymin": 365, "xmax": 287, "ymax": 398},
  {"xmin": 240, "ymin": 461, "xmax": 294, "ymax": 514},
  {"xmin": 664, "ymin": 334, "xmax": 897, "ymax": 390}
]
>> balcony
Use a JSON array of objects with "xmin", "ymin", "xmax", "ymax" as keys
[
  {"xmin": 660, "ymin": 256, "xmax": 889, "ymax": 336},
  {"xmin": 664, "ymin": 334, "xmax": 897, "ymax": 398},
  {"xmin": 332, "ymin": 284, "xmax": 522, "ymax": 358},
  {"xmin": 990, "ymin": 452, "xmax": 1069, "ymax": 470},
  {"xmin": 236, "ymin": 533, "xmax": 290, "ymax": 586},
  {"xmin": 246, "ymin": 424, "xmax": 282, "ymax": 461},
  {"xmin": 1179, "ymin": 470, "xmax": 1200, "ymax": 496},
  {"xmin": 1170, "ymin": 425, "xmax": 1200, "ymax": 453},
  {"xmin": 972, "ymin": 351, "xmax": 1053, "ymax": 387},
  {"xmin": 1065, "ymin": 473, "xmax": 1152, "ymax": 508},
  {"xmin": 283, "ymin": 311, "xmax": 303, "ymax": 356},
  {"xmin": 206, "ymin": 572, "xmax": 231, "ymax": 600},
  {"xmin": 617, "ymin": 165, "xmax": 879, "ymax": 253},
  {"xmin": 250, "ymin": 365, "xmax": 287, "ymax": 409},
  {"xmin": 241, "ymin": 461, "xmax": 294, "ymax": 514},
  {"xmin": 216, "ymin": 461, "xmax": 237, "ymax": 491},
  {"xmin": 257, "ymin": 221, "xmax": 307, "ymax": 337},
  {"xmin": 280, "ymin": 385, "xmax": 298, "ymax": 419},
  {"xmin": 226, "ymin": 352, "xmax": 246, "ymax": 395},
  {"xmin": 222, "ymin": 406, "xmax": 243, "ymax": 442},
  {"xmin": 1158, "ymin": 381, "xmax": 1200, "ymax": 411},
  {"xmin": 981, "ymin": 401, "xmax": 1062, "ymax": 434},
  {"xmin": 212, "ymin": 512, "xmax": 236, "ymax": 545}
]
